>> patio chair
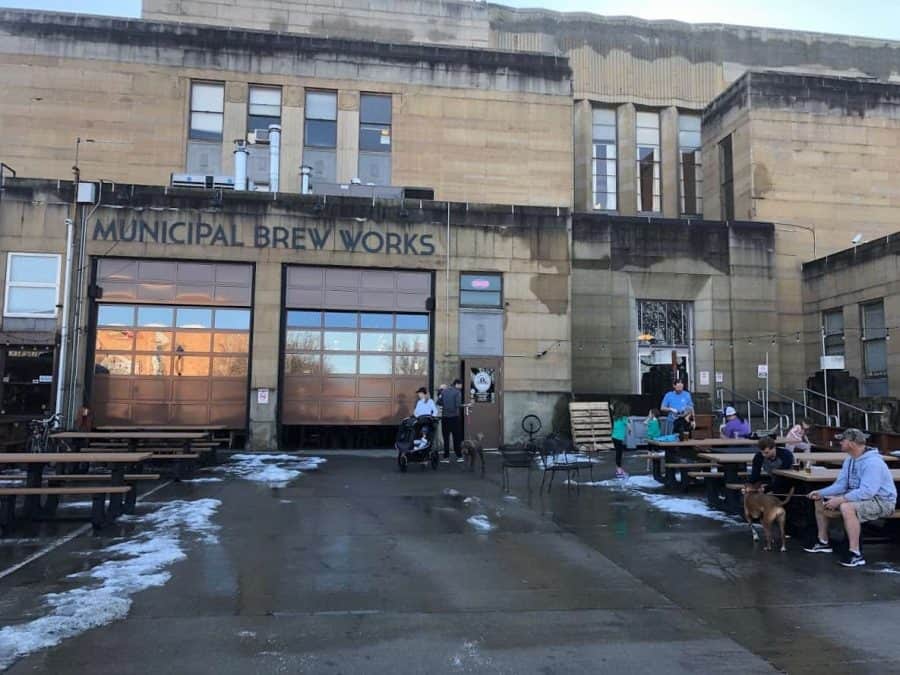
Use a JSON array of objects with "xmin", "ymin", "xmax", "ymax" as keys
[
  {"xmin": 539, "ymin": 433, "xmax": 594, "ymax": 493},
  {"xmin": 498, "ymin": 441, "xmax": 539, "ymax": 492}
]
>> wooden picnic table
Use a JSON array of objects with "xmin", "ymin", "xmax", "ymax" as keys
[
  {"xmin": 774, "ymin": 468, "xmax": 900, "ymax": 483},
  {"xmin": 52, "ymin": 431, "xmax": 206, "ymax": 453},
  {"xmin": 0, "ymin": 452, "xmax": 152, "ymax": 518},
  {"xmin": 95, "ymin": 425, "xmax": 226, "ymax": 432},
  {"xmin": 649, "ymin": 438, "xmax": 786, "ymax": 488}
]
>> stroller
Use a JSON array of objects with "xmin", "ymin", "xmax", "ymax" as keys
[{"xmin": 396, "ymin": 415, "xmax": 439, "ymax": 472}]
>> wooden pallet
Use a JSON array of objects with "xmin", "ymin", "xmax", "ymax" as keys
[{"xmin": 569, "ymin": 401, "xmax": 614, "ymax": 451}]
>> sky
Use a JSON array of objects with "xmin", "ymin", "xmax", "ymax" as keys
[{"xmin": 0, "ymin": 0, "xmax": 898, "ymax": 41}]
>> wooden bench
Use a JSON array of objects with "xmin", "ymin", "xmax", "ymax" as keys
[
  {"xmin": 664, "ymin": 462, "xmax": 713, "ymax": 470},
  {"xmin": 0, "ymin": 486, "xmax": 131, "ymax": 532},
  {"xmin": 687, "ymin": 471, "xmax": 750, "ymax": 479},
  {"xmin": 149, "ymin": 453, "xmax": 200, "ymax": 479}
]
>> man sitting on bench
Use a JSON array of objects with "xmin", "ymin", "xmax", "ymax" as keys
[
  {"xmin": 744, "ymin": 437, "xmax": 793, "ymax": 495},
  {"xmin": 804, "ymin": 428, "xmax": 897, "ymax": 568}
]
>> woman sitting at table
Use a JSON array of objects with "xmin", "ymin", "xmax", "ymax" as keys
[{"xmin": 720, "ymin": 407, "xmax": 751, "ymax": 439}]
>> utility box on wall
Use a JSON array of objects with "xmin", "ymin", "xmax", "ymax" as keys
[{"xmin": 459, "ymin": 310, "xmax": 503, "ymax": 356}]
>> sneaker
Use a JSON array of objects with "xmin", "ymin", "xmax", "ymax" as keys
[
  {"xmin": 456, "ymin": 457, "xmax": 465, "ymax": 463},
  {"xmin": 803, "ymin": 540, "xmax": 833, "ymax": 553},
  {"xmin": 840, "ymin": 551, "xmax": 866, "ymax": 568},
  {"xmin": 615, "ymin": 468, "xmax": 628, "ymax": 479}
]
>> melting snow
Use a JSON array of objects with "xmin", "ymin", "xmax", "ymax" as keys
[
  {"xmin": 871, "ymin": 564, "xmax": 900, "ymax": 575},
  {"xmin": 218, "ymin": 454, "xmax": 326, "ymax": 488},
  {"xmin": 537, "ymin": 453, "xmax": 598, "ymax": 469},
  {"xmin": 442, "ymin": 488, "xmax": 461, "ymax": 498},
  {"xmin": 181, "ymin": 477, "xmax": 224, "ymax": 484},
  {"xmin": 466, "ymin": 514, "xmax": 495, "ymax": 533},
  {"xmin": 0, "ymin": 499, "xmax": 220, "ymax": 670},
  {"xmin": 463, "ymin": 496, "xmax": 480, "ymax": 505}
]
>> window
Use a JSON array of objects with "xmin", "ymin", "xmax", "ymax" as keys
[
  {"xmin": 637, "ymin": 300, "xmax": 692, "ymax": 346},
  {"xmin": 719, "ymin": 134, "xmax": 734, "ymax": 221},
  {"xmin": 592, "ymin": 108, "xmax": 617, "ymax": 211},
  {"xmin": 1, "ymin": 347, "xmax": 54, "ymax": 415},
  {"xmin": 822, "ymin": 309, "xmax": 844, "ymax": 357},
  {"xmin": 187, "ymin": 81, "xmax": 224, "ymax": 174},
  {"xmin": 303, "ymin": 90, "xmax": 337, "ymax": 182},
  {"xmin": 459, "ymin": 273, "xmax": 502, "ymax": 308},
  {"xmin": 247, "ymin": 86, "xmax": 281, "ymax": 138},
  {"xmin": 4, "ymin": 253, "xmax": 60, "ymax": 318},
  {"xmin": 861, "ymin": 300, "xmax": 888, "ymax": 396},
  {"xmin": 636, "ymin": 111, "xmax": 661, "ymax": 212},
  {"xmin": 678, "ymin": 113, "xmax": 703, "ymax": 216},
  {"xmin": 358, "ymin": 94, "xmax": 392, "ymax": 184}
]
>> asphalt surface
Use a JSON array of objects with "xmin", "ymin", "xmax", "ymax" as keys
[{"xmin": 2, "ymin": 451, "xmax": 900, "ymax": 673}]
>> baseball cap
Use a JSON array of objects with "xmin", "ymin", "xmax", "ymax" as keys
[
  {"xmin": 724, "ymin": 406, "xmax": 737, "ymax": 416},
  {"xmin": 835, "ymin": 428, "xmax": 869, "ymax": 443}
]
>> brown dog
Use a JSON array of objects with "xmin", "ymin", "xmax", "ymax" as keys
[
  {"xmin": 743, "ymin": 487, "xmax": 794, "ymax": 552},
  {"xmin": 461, "ymin": 436, "xmax": 485, "ymax": 476}
]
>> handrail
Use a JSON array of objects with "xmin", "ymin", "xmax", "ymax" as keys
[
  {"xmin": 801, "ymin": 388, "xmax": 881, "ymax": 430},
  {"xmin": 715, "ymin": 386, "xmax": 790, "ymax": 436},
  {"xmin": 766, "ymin": 388, "xmax": 830, "ymax": 427}
]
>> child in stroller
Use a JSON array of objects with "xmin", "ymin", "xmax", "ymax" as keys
[{"xmin": 396, "ymin": 415, "xmax": 439, "ymax": 472}]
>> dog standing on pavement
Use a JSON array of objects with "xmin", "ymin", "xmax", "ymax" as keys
[
  {"xmin": 742, "ymin": 486, "xmax": 794, "ymax": 552},
  {"xmin": 461, "ymin": 434, "xmax": 485, "ymax": 476}
]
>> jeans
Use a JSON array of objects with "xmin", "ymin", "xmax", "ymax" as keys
[{"xmin": 441, "ymin": 415, "xmax": 463, "ymax": 458}]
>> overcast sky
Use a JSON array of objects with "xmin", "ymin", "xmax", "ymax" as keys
[{"xmin": 1, "ymin": 0, "xmax": 898, "ymax": 40}]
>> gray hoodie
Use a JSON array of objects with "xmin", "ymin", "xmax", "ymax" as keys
[{"xmin": 819, "ymin": 448, "xmax": 898, "ymax": 503}]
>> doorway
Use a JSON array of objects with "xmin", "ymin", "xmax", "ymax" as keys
[{"xmin": 463, "ymin": 357, "xmax": 502, "ymax": 448}]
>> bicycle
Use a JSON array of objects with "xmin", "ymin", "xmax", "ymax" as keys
[{"xmin": 25, "ymin": 413, "xmax": 61, "ymax": 453}]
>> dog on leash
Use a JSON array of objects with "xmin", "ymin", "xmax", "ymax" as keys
[
  {"xmin": 460, "ymin": 434, "xmax": 485, "ymax": 476},
  {"xmin": 742, "ymin": 486, "xmax": 794, "ymax": 552}
]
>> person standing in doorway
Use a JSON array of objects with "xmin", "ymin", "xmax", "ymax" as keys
[
  {"xmin": 660, "ymin": 380, "xmax": 693, "ymax": 436},
  {"xmin": 438, "ymin": 379, "xmax": 464, "ymax": 463}
]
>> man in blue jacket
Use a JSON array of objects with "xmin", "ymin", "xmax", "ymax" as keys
[{"xmin": 804, "ymin": 428, "xmax": 897, "ymax": 567}]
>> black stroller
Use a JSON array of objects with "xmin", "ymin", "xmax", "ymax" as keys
[{"xmin": 396, "ymin": 415, "xmax": 439, "ymax": 472}]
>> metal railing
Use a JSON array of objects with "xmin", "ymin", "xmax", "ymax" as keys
[
  {"xmin": 800, "ymin": 388, "xmax": 882, "ymax": 431},
  {"xmin": 766, "ymin": 388, "xmax": 835, "ymax": 427},
  {"xmin": 715, "ymin": 387, "xmax": 791, "ymax": 436}
]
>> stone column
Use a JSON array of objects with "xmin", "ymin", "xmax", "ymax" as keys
[
  {"xmin": 281, "ymin": 85, "xmax": 304, "ymax": 193},
  {"xmin": 336, "ymin": 90, "xmax": 360, "ymax": 183},
  {"xmin": 573, "ymin": 99, "xmax": 592, "ymax": 212},
  {"xmin": 660, "ymin": 106, "xmax": 679, "ymax": 218},
  {"xmin": 221, "ymin": 82, "xmax": 248, "ymax": 178},
  {"xmin": 617, "ymin": 103, "xmax": 637, "ymax": 216},
  {"xmin": 248, "ymin": 260, "xmax": 281, "ymax": 451}
]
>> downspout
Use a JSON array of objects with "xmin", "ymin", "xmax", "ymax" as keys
[
  {"xmin": 445, "ymin": 201, "xmax": 451, "ymax": 360},
  {"xmin": 268, "ymin": 124, "xmax": 281, "ymax": 193},
  {"xmin": 54, "ymin": 184, "xmax": 77, "ymax": 422}
]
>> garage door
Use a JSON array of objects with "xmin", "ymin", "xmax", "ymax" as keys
[{"xmin": 281, "ymin": 266, "xmax": 431, "ymax": 426}]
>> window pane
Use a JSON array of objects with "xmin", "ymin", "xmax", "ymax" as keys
[
  {"xmin": 305, "ymin": 91, "xmax": 337, "ymax": 120},
  {"xmin": 136, "ymin": 330, "xmax": 172, "ymax": 352},
  {"xmin": 248, "ymin": 114, "xmax": 280, "ymax": 131},
  {"xmin": 678, "ymin": 113, "xmax": 701, "ymax": 133},
  {"xmin": 190, "ymin": 112, "xmax": 223, "ymax": 141},
  {"xmin": 9, "ymin": 255, "xmax": 57, "ymax": 284},
  {"xmin": 358, "ymin": 153, "xmax": 391, "ymax": 184},
  {"xmin": 323, "ymin": 331, "xmax": 357, "ymax": 351},
  {"xmin": 360, "ymin": 94, "xmax": 392, "ymax": 124},
  {"xmin": 175, "ymin": 332, "xmax": 211, "ymax": 353},
  {"xmin": 360, "ymin": 332, "xmax": 393, "ymax": 351},
  {"xmin": 176, "ymin": 308, "xmax": 212, "ymax": 328},
  {"xmin": 592, "ymin": 108, "xmax": 616, "ymax": 126},
  {"xmin": 212, "ymin": 356, "xmax": 248, "ymax": 377},
  {"xmin": 395, "ymin": 333, "xmax": 428, "ymax": 353},
  {"xmin": 304, "ymin": 120, "xmax": 337, "ymax": 148},
  {"xmin": 7, "ymin": 288, "xmax": 57, "ymax": 315},
  {"xmin": 303, "ymin": 148, "xmax": 337, "ymax": 182},
  {"xmin": 360, "ymin": 313, "xmax": 393, "ymax": 329},
  {"xmin": 636, "ymin": 127, "xmax": 660, "ymax": 145},
  {"xmin": 96, "ymin": 329, "xmax": 134, "ymax": 351},
  {"xmin": 865, "ymin": 341, "xmax": 887, "ymax": 374},
  {"xmin": 395, "ymin": 355, "xmax": 427, "ymax": 375},
  {"xmin": 214, "ymin": 309, "xmax": 251, "ymax": 330},
  {"xmin": 359, "ymin": 124, "xmax": 391, "ymax": 152},
  {"xmin": 174, "ymin": 355, "xmax": 209, "ymax": 376},
  {"xmin": 396, "ymin": 314, "xmax": 428, "ymax": 330},
  {"xmin": 636, "ymin": 111, "xmax": 659, "ymax": 128},
  {"xmin": 460, "ymin": 290, "xmax": 501, "ymax": 307},
  {"xmin": 824, "ymin": 310, "xmax": 844, "ymax": 334},
  {"xmin": 359, "ymin": 355, "xmax": 392, "ymax": 375},
  {"xmin": 460, "ymin": 274, "xmax": 501, "ymax": 292},
  {"xmin": 863, "ymin": 303, "xmax": 886, "ymax": 334},
  {"xmin": 285, "ymin": 353, "xmax": 320, "ymax": 375},
  {"xmin": 192, "ymin": 83, "xmax": 224, "ymax": 113},
  {"xmin": 95, "ymin": 353, "xmax": 131, "ymax": 375},
  {"xmin": 213, "ymin": 333, "xmax": 250, "ymax": 353},
  {"xmin": 137, "ymin": 306, "xmax": 174, "ymax": 327},
  {"xmin": 134, "ymin": 355, "xmax": 170, "ymax": 376},
  {"xmin": 98, "ymin": 305, "xmax": 134, "ymax": 327},
  {"xmin": 285, "ymin": 330, "xmax": 321, "ymax": 351},
  {"xmin": 287, "ymin": 311, "xmax": 321, "ymax": 328},
  {"xmin": 324, "ymin": 312, "xmax": 357, "ymax": 328},
  {"xmin": 249, "ymin": 86, "xmax": 281, "ymax": 115},
  {"xmin": 323, "ymin": 354, "xmax": 356, "ymax": 374}
]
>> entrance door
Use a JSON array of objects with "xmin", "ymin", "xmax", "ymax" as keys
[{"xmin": 463, "ymin": 358, "xmax": 502, "ymax": 448}]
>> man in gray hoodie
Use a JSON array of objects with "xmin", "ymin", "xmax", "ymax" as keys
[
  {"xmin": 804, "ymin": 428, "xmax": 897, "ymax": 567},
  {"xmin": 438, "ymin": 379, "xmax": 464, "ymax": 462}
]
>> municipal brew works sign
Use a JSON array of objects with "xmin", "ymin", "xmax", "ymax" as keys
[{"xmin": 92, "ymin": 219, "xmax": 436, "ymax": 256}]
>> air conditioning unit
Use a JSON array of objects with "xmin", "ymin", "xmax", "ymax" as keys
[
  {"xmin": 171, "ymin": 173, "xmax": 215, "ymax": 189},
  {"xmin": 248, "ymin": 129, "xmax": 270, "ymax": 144},
  {"xmin": 212, "ymin": 176, "xmax": 235, "ymax": 190}
]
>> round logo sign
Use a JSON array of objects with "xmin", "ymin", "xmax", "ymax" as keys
[{"xmin": 473, "ymin": 370, "xmax": 492, "ymax": 393}]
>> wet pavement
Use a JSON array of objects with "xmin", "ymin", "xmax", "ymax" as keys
[{"xmin": 1, "ymin": 451, "xmax": 900, "ymax": 673}]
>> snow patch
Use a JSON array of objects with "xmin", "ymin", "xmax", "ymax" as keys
[
  {"xmin": 218, "ymin": 454, "xmax": 326, "ymax": 488},
  {"xmin": 466, "ymin": 514, "xmax": 494, "ymax": 533},
  {"xmin": 238, "ymin": 630, "xmax": 257, "ymax": 638},
  {"xmin": 181, "ymin": 477, "xmax": 224, "ymax": 484},
  {"xmin": 0, "ymin": 499, "xmax": 220, "ymax": 670},
  {"xmin": 536, "ymin": 453, "xmax": 598, "ymax": 469},
  {"xmin": 502, "ymin": 495, "xmax": 519, "ymax": 502},
  {"xmin": 442, "ymin": 488, "xmax": 461, "ymax": 498},
  {"xmin": 463, "ymin": 496, "xmax": 480, "ymax": 505},
  {"xmin": 450, "ymin": 639, "xmax": 491, "ymax": 670},
  {"xmin": 871, "ymin": 564, "xmax": 900, "ymax": 575}
]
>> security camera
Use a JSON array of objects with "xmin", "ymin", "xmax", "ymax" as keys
[{"xmin": 851, "ymin": 234, "xmax": 863, "ymax": 245}]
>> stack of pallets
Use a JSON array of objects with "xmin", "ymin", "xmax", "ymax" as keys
[{"xmin": 568, "ymin": 401, "xmax": 613, "ymax": 451}]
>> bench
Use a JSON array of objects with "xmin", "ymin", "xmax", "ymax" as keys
[
  {"xmin": 687, "ymin": 471, "xmax": 750, "ymax": 479},
  {"xmin": 149, "ymin": 453, "xmax": 200, "ymax": 479},
  {"xmin": 0, "ymin": 485, "xmax": 131, "ymax": 532}
]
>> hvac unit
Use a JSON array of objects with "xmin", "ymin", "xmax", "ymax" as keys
[
  {"xmin": 248, "ymin": 129, "xmax": 270, "ymax": 144},
  {"xmin": 212, "ymin": 176, "xmax": 235, "ymax": 190},
  {"xmin": 171, "ymin": 173, "xmax": 215, "ymax": 189}
]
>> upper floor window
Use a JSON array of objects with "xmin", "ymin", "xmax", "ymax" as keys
[
  {"xmin": 636, "ymin": 111, "xmax": 661, "ymax": 212},
  {"xmin": 719, "ymin": 134, "xmax": 735, "ymax": 221},
  {"xmin": 460, "ymin": 273, "xmax": 502, "ymax": 308},
  {"xmin": 861, "ymin": 300, "xmax": 888, "ymax": 396},
  {"xmin": 186, "ymin": 81, "xmax": 224, "ymax": 175},
  {"xmin": 592, "ymin": 108, "xmax": 617, "ymax": 211},
  {"xmin": 637, "ymin": 300, "xmax": 691, "ymax": 346},
  {"xmin": 678, "ymin": 113, "xmax": 702, "ymax": 216},
  {"xmin": 247, "ymin": 86, "xmax": 282, "ymax": 140},
  {"xmin": 822, "ymin": 308, "xmax": 845, "ymax": 357},
  {"xmin": 304, "ymin": 90, "xmax": 337, "ymax": 182},
  {"xmin": 358, "ymin": 93, "xmax": 392, "ymax": 185},
  {"xmin": 4, "ymin": 253, "xmax": 61, "ymax": 318}
]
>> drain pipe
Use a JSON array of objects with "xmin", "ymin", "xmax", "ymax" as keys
[
  {"xmin": 300, "ymin": 165, "xmax": 312, "ymax": 195},
  {"xmin": 54, "ymin": 215, "xmax": 75, "ymax": 421},
  {"xmin": 233, "ymin": 140, "xmax": 249, "ymax": 191},
  {"xmin": 445, "ymin": 201, "xmax": 451, "ymax": 359},
  {"xmin": 268, "ymin": 124, "xmax": 281, "ymax": 193}
]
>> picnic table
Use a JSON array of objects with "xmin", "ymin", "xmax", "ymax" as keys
[
  {"xmin": 0, "ymin": 451, "xmax": 152, "ymax": 531},
  {"xmin": 773, "ymin": 468, "xmax": 900, "ymax": 483},
  {"xmin": 95, "ymin": 425, "xmax": 226, "ymax": 432},
  {"xmin": 648, "ymin": 438, "xmax": 787, "ymax": 488},
  {"xmin": 51, "ymin": 432, "xmax": 208, "ymax": 478}
]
